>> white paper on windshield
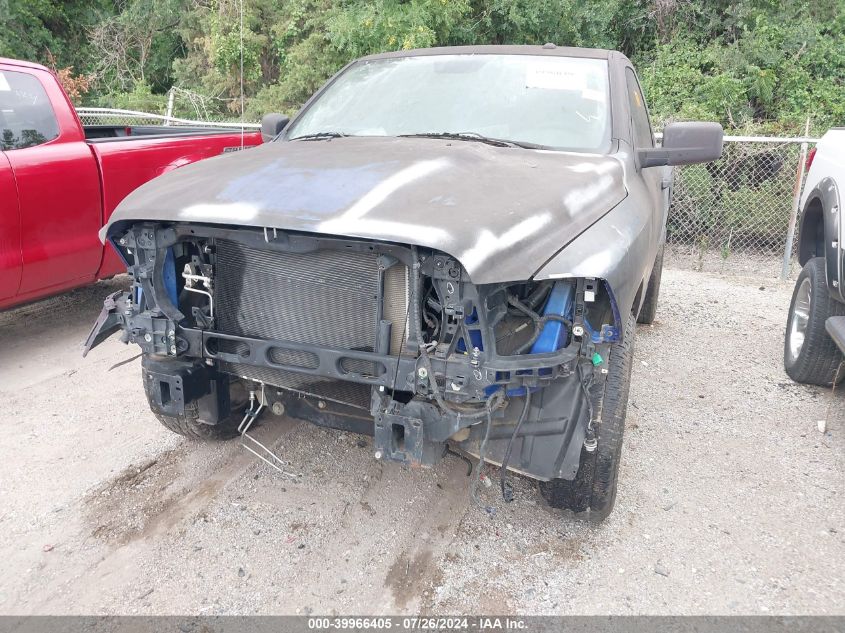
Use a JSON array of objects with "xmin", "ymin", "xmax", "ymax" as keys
[
  {"xmin": 581, "ymin": 88, "xmax": 605, "ymax": 102},
  {"xmin": 0, "ymin": 73, "xmax": 10, "ymax": 92},
  {"xmin": 525, "ymin": 63, "xmax": 586, "ymax": 91}
]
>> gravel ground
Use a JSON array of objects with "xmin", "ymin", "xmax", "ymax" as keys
[
  {"xmin": 0, "ymin": 267, "xmax": 842, "ymax": 615},
  {"xmin": 664, "ymin": 245, "xmax": 800, "ymax": 279}
]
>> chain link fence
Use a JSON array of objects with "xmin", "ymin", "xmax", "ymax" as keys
[
  {"xmin": 76, "ymin": 107, "xmax": 260, "ymax": 129},
  {"xmin": 665, "ymin": 136, "xmax": 815, "ymax": 279}
]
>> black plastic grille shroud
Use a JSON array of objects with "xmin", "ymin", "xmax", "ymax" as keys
[{"xmin": 214, "ymin": 239, "xmax": 385, "ymax": 409}]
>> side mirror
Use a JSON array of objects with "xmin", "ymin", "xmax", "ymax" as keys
[
  {"xmin": 639, "ymin": 122, "xmax": 724, "ymax": 168},
  {"xmin": 261, "ymin": 113, "xmax": 289, "ymax": 142}
]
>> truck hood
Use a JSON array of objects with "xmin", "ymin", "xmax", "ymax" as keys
[{"xmin": 104, "ymin": 136, "xmax": 626, "ymax": 283}]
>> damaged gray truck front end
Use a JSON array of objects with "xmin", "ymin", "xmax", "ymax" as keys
[
  {"xmin": 89, "ymin": 223, "xmax": 617, "ymax": 478},
  {"xmin": 87, "ymin": 45, "xmax": 722, "ymax": 521}
]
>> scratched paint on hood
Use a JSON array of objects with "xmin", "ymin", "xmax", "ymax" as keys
[
  {"xmin": 217, "ymin": 157, "xmax": 397, "ymax": 219},
  {"xmin": 104, "ymin": 136, "xmax": 627, "ymax": 284}
]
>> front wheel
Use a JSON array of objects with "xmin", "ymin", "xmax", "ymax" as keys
[
  {"xmin": 538, "ymin": 312, "xmax": 636, "ymax": 522},
  {"xmin": 784, "ymin": 257, "xmax": 845, "ymax": 386}
]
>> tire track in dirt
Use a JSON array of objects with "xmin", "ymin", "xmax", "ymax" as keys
[
  {"xmin": 262, "ymin": 452, "xmax": 474, "ymax": 614},
  {"xmin": 20, "ymin": 419, "xmax": 302, "ymax": 613},
  {"xmin": 375, "ymin": 459, "xmax": 472, "ymax": 611},
  {"xmin": 85, "ymin": 418, "xmax": 303, "ymax": 542}
]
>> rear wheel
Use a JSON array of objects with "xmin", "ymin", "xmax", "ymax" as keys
[
  {"xmin": 637, "ymin": 244, "xmax": 664, "ymax": 325},
  {"xmin": 784, "ymin": 257, "xmax": 845, "ymax": 386},
  {"xmin": 538, "ymin": 312, "xmax": 635, "ymax": 522}
]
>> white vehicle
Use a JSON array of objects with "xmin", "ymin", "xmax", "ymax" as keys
[{"xmin": 785, "ymin": 129, "xmax": 845, "ymax": 385}]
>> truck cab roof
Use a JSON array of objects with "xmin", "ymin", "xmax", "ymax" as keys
[
  {"xmin": 0, "ymin": 57, "xmax": 51, "ymax": 73},
  {"xmin": 359, "ymin": 44, "xmax": 617, "ymax": 62}
]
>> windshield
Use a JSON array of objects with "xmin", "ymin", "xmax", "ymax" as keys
[{"xmin": 286, "ymin": 54, "xmax": 611, "ymax": 152}]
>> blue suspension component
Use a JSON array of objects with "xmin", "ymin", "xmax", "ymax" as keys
[
  {"xmin": 131, "ymin": 248, "xmax": 177, "ymax": 309},
  {"xmin": 456, "ymin": 308, "xmax": 483, "ymax": 353},
  {"xmin": 530, "ymin": 281, "xmax": 575, "ymax": 354},
  {"xmin": 163, "ymin": 247, "xmax": 178, "ymax": 307},
  {"xmin": 492, "ymin": 281, "xmax": 576, "ymax": 397}
]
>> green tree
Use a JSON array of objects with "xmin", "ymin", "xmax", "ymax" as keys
[
  {"xmin": 3, "ymin": 0, "xmax": 843, "ymax": 133},
  {"xmin": 0, "ymin": 0, "xmax": 110, "ymax": 72}
]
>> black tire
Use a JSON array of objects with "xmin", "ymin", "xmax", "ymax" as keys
[
  {"xmin": 538, "ymin": 312, "xmax": 636, "ymax": 522},
  {"xmin": 637, "ymin": 244, "xmax": 664, "ymax": 325},
  {"xmin": 784, "ymin": 257, "xmax": 845, "ymax": 386},
  {"xmin": 142, "ymin": 368, "xmax": 242, "ymax": 441}
]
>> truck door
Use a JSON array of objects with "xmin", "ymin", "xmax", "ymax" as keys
[
  {"xmin": 0, "ymin": 67, "xmax": 102, "ymax": 296},
  {"xmin": 624, "ymin": 67, "xmax": 665, "ymax": 246},
  {"xmin": 0, "ymin": 151, "xmax": 21, "ymax": 300}
]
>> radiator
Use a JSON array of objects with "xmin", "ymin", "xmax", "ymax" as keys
[{"xmin": 213, "ymin": 239, "xmax": 408, "ymax": 409}]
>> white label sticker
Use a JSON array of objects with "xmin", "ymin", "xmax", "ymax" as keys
[
  {"xmin": 525, "ymin": 63, "xmax": 586, "ymax": 91},
  {"xmin": 0, "ymin": 73, "xmax": 10, "ymax": 92},
  {"xmin": 581, "ymin": 88, "xmax": 605, "ymax": 102}
]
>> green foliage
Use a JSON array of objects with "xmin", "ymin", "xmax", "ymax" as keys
[
  {"xmin": 0, "ymin": 0, "xmax": 103, "ymax": 68},
  {"xmin": 3, "ymin": 0, "xmax": 843, "ymax": 134},
  {"xmin": 98, "ymin": 80, "xmax": 169, "ymax": 114},
  {"xmin": 463, "ymin": 0, "xmax": 633, "ymax": 49},
  {"xmin": 87, "ymin": 0, "xmax": 185, "ymax": 94},
  {"xmin": 326, "ymin": 0, "xmax": 471, "ymax": 54},
  {"xmin": 637, "ymin": 2, "xmax": 845, "ymax": 134}
]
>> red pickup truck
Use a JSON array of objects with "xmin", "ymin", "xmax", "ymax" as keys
[{"xmin": 0, "ymin": 57, "xmax": 262, "ymax": 311}]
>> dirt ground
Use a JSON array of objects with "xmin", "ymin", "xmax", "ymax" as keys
[{"xmin": 0, "ymin": 267, "xmax": 842, "ymax": 615}]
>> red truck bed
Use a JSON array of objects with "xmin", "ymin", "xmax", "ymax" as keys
[{"xmin": 0, "ymin": 57, "xmax": 262, "ymax": 310}]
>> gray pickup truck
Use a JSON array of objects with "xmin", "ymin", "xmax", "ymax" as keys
[{"xmin": 86, "ymin": 45, "xmax": 722, "ymax": 521}]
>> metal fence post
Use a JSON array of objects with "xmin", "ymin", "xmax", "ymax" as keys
[
  {"xmin": 781, "ymin": 119, "xmax": 811, "ymax": 280},
  {"xmin": 164, "ymin": 89, "xmax": 175, "ymax": 126}
]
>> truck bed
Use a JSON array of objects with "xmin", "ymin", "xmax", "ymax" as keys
[
  {"xmin": 84, "ymin": 124, "xmax": 256, "ymax": 141},
  {"xmin": 0, "ymin": 55, "xmax": 265, "ymax": 311},
  {"xmin": 89, "ymin": 128, "xmax": 262, "ymax": 279}
]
